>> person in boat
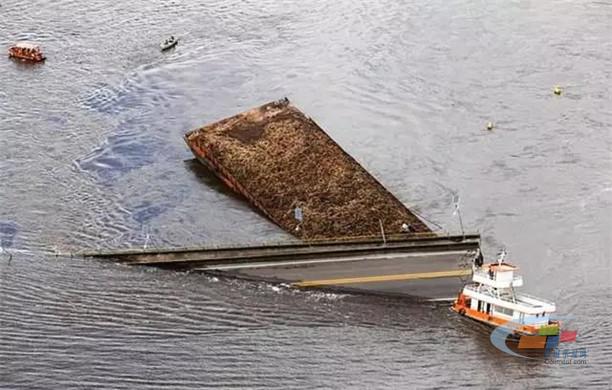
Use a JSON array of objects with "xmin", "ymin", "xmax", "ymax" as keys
[{"xmin": 474, "ymin": 248, "xmax": 484, "ymax": 267}]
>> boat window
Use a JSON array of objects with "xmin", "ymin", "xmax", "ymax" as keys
[{"xmin": 494, "ymin": 305, "xmax": 513, "ymax": 316}]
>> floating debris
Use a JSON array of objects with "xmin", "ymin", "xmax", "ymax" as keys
[
  {"xmin": 553, "ymin": 86, "xmax": 563, "ymax": 95},
  {"xmin": 486, "ymin": 121, "xmax": 494, "ymax": 131}
]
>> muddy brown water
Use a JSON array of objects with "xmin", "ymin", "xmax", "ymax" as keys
[{"xmin": 1, "ymin": 0, "xmax": 611, "ymax": 388}]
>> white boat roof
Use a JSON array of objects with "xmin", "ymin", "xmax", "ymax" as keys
[
  {"xmin": 463, "ymin": 284, "xmax": 556, "ymax": 314},
  {"xmin": 485, "ymin": 262, "xmax": 517, "ymax": 272},
  {"xmin": 14, "ymin": 41, "xmax": 41, "ymax": 50}
]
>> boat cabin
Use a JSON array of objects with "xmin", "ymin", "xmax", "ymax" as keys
[
  {"xmin": 8, "ymin": 42, "xmax": 46, "ymax": 62},
  {"xmin": 473, "ymin": 262, "xmax": 523, "ymax": 289}
]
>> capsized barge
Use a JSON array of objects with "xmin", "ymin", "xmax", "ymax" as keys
[
  {"xmin": 82, "ymin": 234, "xmax": 481, "ymax": 301},
  {"xmin": 184, "ymin": 98, "xmax": 431, "ymax": 240},
  {"xmin": 82, "ymin": 99, "xmax": 483, "ymax": 301}
]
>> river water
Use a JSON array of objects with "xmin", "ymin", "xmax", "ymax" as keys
[{"xmin": 1, "ymin": 0, "xmax": 611, "ymax": 388}]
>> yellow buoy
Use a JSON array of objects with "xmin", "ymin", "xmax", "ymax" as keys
[
  {"xmin": 553, "ymin": 86, "xmax": 562, "ymax": 95},
  {"xmin": 486, "ymin": 121, "xmax": 494, "ymax": 130}
]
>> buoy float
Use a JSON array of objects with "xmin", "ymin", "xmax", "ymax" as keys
[
  {"xmin": 553, "ymin": 86, "xmax": 562, "ymax": 95},
  {"xmin": 486, "ymin": 122, "xmax": 494, "ymax": 130}
]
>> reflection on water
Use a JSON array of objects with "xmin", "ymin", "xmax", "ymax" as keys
[{"xmin": 1, "ymin": 0, "xmax": 611, "ymax": 388}]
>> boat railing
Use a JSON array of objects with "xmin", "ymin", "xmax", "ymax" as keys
[
  {"xmin": 516, "ymin": 292, "xmax": 556, "ymax": 307},
  {"xmin": 463, "ymin": 284, "xmax": 489, "ymax": 295},
  {"xmin": 76, "ymin": 230, "xmax": 481, "ymax": 258},
  {"xmin": 464, "ymin": 283, "xmax": 556, "ymax": 312}
]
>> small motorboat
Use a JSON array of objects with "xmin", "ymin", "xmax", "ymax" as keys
[
  {"xmin": 452, "ymin": 250, "xmax": 559, "ymax": 336},
  {"xmin": 160, "ymin": 36, "xmax": 178, "ymax": 51},
  {"xmin": 8, "ymin": 41, "xmax": 46, "ymax": 62}
]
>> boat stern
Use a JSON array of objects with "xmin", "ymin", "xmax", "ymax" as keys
[{"xmin": 451, "ymin": 292, "xmax": 469, "ymax": 315}]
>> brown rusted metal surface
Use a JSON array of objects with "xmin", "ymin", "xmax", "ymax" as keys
[{"xmin": 185, "ymin": 98, "xmax": 431, "ymax": 240}]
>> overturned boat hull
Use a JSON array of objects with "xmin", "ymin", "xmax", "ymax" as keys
[{"xmin": 82, "ymin": 234, "xmax": 480, "ymax": 300}]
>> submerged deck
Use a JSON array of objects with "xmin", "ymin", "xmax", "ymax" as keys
[{"xmin": 82, "ymin": 234, "xmax": 480, "ymax": 300}]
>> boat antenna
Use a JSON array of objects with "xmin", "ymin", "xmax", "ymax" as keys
[
  {"xmin": 497, "ymin": 248, "xmax": 507, "ymax": 265},
  {"xmin": 378, "ymin": 219, "xmax": 387, "ymax": 245},
  {"xmin": 452, "ymin": 194, "xmax": 465, "ymax": 238},
  {"xmin": 142, "ymin": 226, "xmax": 151, "ymax": 250}
]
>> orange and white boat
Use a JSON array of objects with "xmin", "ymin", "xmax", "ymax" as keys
[
  {"xmin": 452, "ymin": 250, "xmax": 558, "ymax": 336},
  {"xmin": 8, "ymin": 41, "xmax": 46, "ymax": 62}
]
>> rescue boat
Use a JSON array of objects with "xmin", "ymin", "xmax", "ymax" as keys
[
  {"xmin": 160, "ymin": 36, "xmax": 178, "ymax": 51},
  {"xmin": 8, "ymin": 42, "xmax": 46, "ymax": 62},
  {"xmin": 452, "ymin": 250, "xmax": 559, "ymax": 336}
]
